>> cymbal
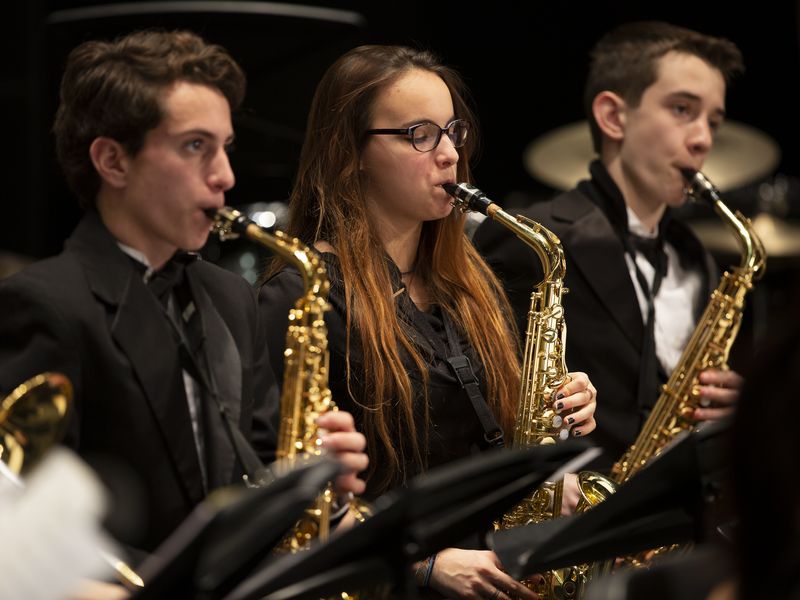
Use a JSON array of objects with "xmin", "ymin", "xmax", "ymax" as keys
[
  {"xmin": 523, "ymin": 120, "xmax": 781, "ymax": 192},
  {"xmin": 688, "ymin": 213, "xmax": 800, "ymax": 258}
]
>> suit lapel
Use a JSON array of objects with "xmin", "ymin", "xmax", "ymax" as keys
[
  {"xmin": 110, "ymin": 277, "xmax": 206, "ymax": 503},
  {"xmin": 67, "ymin": 213, "xmax": 206, "ymax": 505},
  {"xmin": 551, "ymin": 193, "xmax": 645, "ymax": 351},
  {"xmin": 186, "ymin": 264, "xmax": 241, "ymax": 489}
]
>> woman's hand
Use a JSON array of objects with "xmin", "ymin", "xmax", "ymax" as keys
[
  {"xmin": 317, "ymin": 411, "xmax": 368, "ymax": 496},
  {"xmin": 428, "ymin": 548, "xmax": 539, "ymax": 600},
  {"xmin": 553, "ymin": 371, "xmax": 597, "ymax": 437},
  {"xmin": 560, "ymin": 472, "xmax": 580, "ymax": 516}
]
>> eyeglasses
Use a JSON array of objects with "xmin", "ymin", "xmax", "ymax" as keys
[{"xmin": 366, "ymin": 119, "xmax": 470, "ymax": 153}]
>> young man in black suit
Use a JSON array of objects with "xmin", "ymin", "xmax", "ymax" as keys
[
  {"xmin": 0, "ymin": 30, "xmax": 367, "ymax": 554},
  {"xmin": 474, "ymin": 22, "xmax": 745, "ymax": 469}
]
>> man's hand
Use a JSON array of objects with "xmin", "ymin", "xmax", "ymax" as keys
[{"xmin": 693, "ymin": 368, "xmax": 743, "ymax": 421}]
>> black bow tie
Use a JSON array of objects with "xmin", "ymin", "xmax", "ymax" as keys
[
  {"xmin": 628, "ymin": 233, "xmax": 668, "ymax": 279},
  {"xmin": 145, "ymin": 252, "xmax": 198, "ymax": 306}
]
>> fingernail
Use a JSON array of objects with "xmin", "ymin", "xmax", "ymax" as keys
[
  {"xmin": 556, "ymin": 393, "xmax": 565, "ymax": 400},
  {"xmin": 555, "ymin": 401, "xmax": 564, "ymax": 411},
  {"xmin": 567, "ymin": 416, "xmax": 575, "ymax": 425},
  {"xmin": 573, "ymin": 430, "xmax": 581, "ymax": 437}
]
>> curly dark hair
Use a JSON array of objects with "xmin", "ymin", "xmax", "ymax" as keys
[{"xmin": 53, "ymin": 29, "xmax": 246, "ymax": 209}]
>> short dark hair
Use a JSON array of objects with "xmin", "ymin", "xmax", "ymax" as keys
[
  {"xmin": 585, "ymin": 21, "xmax": 744, "ymax": 152},
  {"xmin": 53, "ymin": 29, "xmax": 246, "ymax": 209}
]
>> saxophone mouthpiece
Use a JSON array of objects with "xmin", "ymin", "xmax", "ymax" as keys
[
  {"xmin": 442, "ymin": 183, "xmax": 459, "ymax": 195},
  {"xmin": 442, "ymin": 182, "xmax": 494, "ymax": 215},
  {"xmin": 203, "ymin": 208, "xmax": 218, "ymax": 219},
  {"xmin": 682, "ymin": 169, "xmax": 720, "ymax": 205}
]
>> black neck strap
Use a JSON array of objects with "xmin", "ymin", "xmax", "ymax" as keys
[
  {"xmin": 412, "ymin": 302, "xmax": 505, "ymax": 449},
  {"xmin": 160, "ymin": 278, "xmax": 268, "ymax": 487}
]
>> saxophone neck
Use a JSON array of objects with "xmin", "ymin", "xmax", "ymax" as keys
[
  {"xmin": 715, "ymin": 201, "xmax": 766, "ymax": 278},
  {"xmin": 208, "ymin": 206, "xmax": 330, "ymax": 298},
  {"xmin": 511, "ymin": 212, "xmax": 566, "ymax": 282},
  {"xmin": 683, "ymin": 170, "xmax": 766, "ymax": 279}
]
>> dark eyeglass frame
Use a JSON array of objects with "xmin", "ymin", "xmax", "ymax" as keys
[{"xmin": 365, "ymin": 119, "xmax": 470, "ymax": 152}]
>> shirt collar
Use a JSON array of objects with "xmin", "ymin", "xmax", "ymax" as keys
[
  {"xmin": 117, "ymin": 242, "xmax": 155, "ymax": 281},
  {"xmin": 585, "ymin": 159, "xmax": 673, "ymax": 240},
  {"xmin": 626, "ymin": 206, "xmax": 658, "ymax": 239}
]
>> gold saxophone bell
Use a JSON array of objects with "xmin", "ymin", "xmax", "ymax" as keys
[
  {"xmin": 0, "ymin": 372, "xmax": 71, "ymax": 475},
  {"xmin": 0, "ymin": 373, "xmax": 144, "ymax": 589}
]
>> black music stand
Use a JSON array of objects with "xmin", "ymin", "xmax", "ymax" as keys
[
  {"xmin": 131, "ymin": 458, "xmax": 342, "ymax": 599},
  {"xmin": 490, "ymin": 418, "xmax": 732, "ymax": 580},
  {"xmin": 584, "ymin": 543, "xmax": 734, "ymax": 600},
  {"xmin": 224, "ymin": 442, "xmax": 602, "ymax": 600}
]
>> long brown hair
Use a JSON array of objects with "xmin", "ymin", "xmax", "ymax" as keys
[{"xmin": 280, "ymin": 45, "xmax": 519, "ymax": 493}]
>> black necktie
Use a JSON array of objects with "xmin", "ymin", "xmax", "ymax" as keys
[
  {"xmin": 628, "ymin": 233, "xmax": 668, "ymax": 292},
  {"xmin": 622, "ymin": 234, "xmax": 670, "ymax": 414},
  {"xmin": 154, "ymin": 256, "xmax": 267, "ymax": 487},
  {"xmin": 146, "ymin": 253, "xmax": 206, "ymax": 383}
]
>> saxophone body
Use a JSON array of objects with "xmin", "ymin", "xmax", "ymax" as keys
[
  {"xmin": 445, "ymin": 184, "xmax": 615, "ymax": 599},
  {"xmin": 612, "ymin": 169, "xmax": 766, "ymax": 485},
  {"xmin": 209, "ymin": 207, "xmax": 336, "ymax": 550}
]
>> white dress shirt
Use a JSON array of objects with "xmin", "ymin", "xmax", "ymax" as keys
[{"xmin": 623, "ymin": 208, "xmax": 704, "ymax": 375}]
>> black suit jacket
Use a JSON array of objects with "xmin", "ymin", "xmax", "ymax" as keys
[
  {"xmin": 473, "ymin": 180, "xmax": 717, "ymax": 470},
  {"xmin": 0, "ymin": 212, "xmax": 278, "ymax": 551}
]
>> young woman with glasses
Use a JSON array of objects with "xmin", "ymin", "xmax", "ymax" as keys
[{"xmin": 259, "ymin": 45, "xmax": 597, "ymax": 600}]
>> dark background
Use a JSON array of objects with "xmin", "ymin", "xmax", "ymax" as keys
[
  {"xmin": 4, "ymin": 0, "xmax": 799, "ymax": 257},
  {"xmin": 3, "ymin": 1, "xmax": 800, "ymax": 341}
]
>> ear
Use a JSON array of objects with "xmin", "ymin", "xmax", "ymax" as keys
[
  {"xmin": 88, "ymin": 137, "xmax": 130, "ymax": 189},
  {"xmin": 591, "ymin": 91, "xmax": 627, "ymax": 143}
]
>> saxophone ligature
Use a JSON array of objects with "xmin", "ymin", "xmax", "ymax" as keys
[{"xmin": 444, "ymin": 183, "xmax": 615, "ymax": 600}]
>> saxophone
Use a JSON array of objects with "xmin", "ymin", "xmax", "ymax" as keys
[
  {"xmin": 208, "ymin": 207, "xmax": 337, "ymax": 550},
  {"xmin": 445, "ymin": 183, "xmax": 615, "ymax": 599},
  {"xmin": 611, "ymin": 169, "xmax": 766, "ymax": 485},
  {"xmin": 1, "ymin": 373, "xmax": 144, "ymax": 588},
  {"xmin": 595, "ymin": 169, "xmax": 766, "ymax": 574}
]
